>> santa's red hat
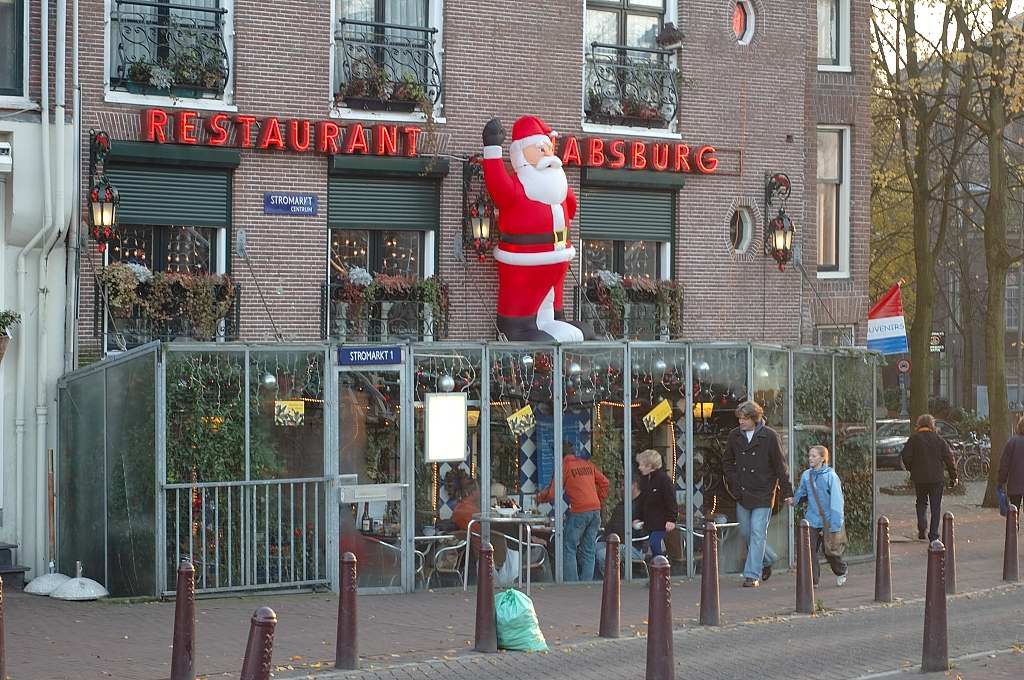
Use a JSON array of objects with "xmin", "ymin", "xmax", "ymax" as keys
[{"xmin": 510, "ymin": 115, "xmax": 558, "ymax": 153}]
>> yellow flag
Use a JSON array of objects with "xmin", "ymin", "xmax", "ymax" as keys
[{"xmin": 642, "ymin": 399, "xmax": 672, "ymax": 432}]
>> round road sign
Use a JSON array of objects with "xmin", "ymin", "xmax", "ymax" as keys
[{"xmin": 897, "ymin": 359, "xmax": 911, "ymax": 374}]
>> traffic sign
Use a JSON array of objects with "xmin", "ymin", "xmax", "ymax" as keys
[{"xmin": 897, "ymin": 359, "xmax": 911, "ymax": 374}]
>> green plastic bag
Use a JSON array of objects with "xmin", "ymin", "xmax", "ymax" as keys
[{"xmin": 494, "ymin": 588, "xmax": 548, "ymax": 652}]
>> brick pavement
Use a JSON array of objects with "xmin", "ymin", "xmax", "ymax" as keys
[{"xmin": 5, "ymin": 483, "xmax": 1019, "ymax": 680}]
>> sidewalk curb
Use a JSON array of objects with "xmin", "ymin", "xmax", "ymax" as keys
[{"xmin": 282, "ymin": 582, "xmax": 1023, "ymax": 679}]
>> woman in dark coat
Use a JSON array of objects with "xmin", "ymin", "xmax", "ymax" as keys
[
  {"xmin": 900, "ymin": 414, "xmax": 958, "ymax": 541},
  {"xmin": 999, "ymin": 417, "xmax": 1024, "ymax": 511}
]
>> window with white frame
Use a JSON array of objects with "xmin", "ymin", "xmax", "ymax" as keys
[
  {"xmin": 0, "ymin": 0, "xmax": 24, "ymax": 96},
  {"xmin": 817, "ymin": 0, "xmax": 850, "ymax": 69},
  {"xmin": 107, "ymin": 0, "xmax": 233, "ymax": 101},
  {"xmin": 817, "ymin": 127, "xmax": 850, "ymax": 275},
  {"xmin": 584, "ymin": 0, "xmax": 677, "ymax": 130},
  {"xmin": 732, "ymin": 1, "xmax": 755, "ymax": 45},
  {"xmin": 334, "ymin": 0, "xmax": 441, "ymax": 115},
  {"xmin": 816, "ymin": 325, "xmax": 855, "ymax": 347}
]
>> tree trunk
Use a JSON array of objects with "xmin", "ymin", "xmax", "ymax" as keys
[
  {"xmin": 981, "ymin": 5, "xmax": 1013, "ymax": 508},
  {"xmin": 908, "ymin": 157, "xmax": 934, "ymax": 422}
]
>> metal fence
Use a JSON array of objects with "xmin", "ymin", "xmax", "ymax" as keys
[{"xmin": 164, "ymin": 477, "xmax": 329, "ymax": 594}]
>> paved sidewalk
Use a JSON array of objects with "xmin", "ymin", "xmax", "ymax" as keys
[{"xmin": 5, "ymin": 480, "xmax": 1018, "ymax": 680}]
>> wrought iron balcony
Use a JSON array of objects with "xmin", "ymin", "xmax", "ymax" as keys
[
  {"xmin": 95, "ymin": 281, "xmax": 241, "ymax": 352},
  {"xmin": 584, "ymin": 43, "xmax": 678, "ymax": 129},
  {"xmin": 321, "ymin": 281, "xmax": 449, "ymax": 342},
  {"xmin": 334, "ymin": 18, "xmax": 442, "ymax": 113},
  {"xmin": 110, "ymin": 0, "xmax": 230, "ymax": 99},
  {"xmin": 576, "ymin": 278, "xmax": 683, "ymax": 341}
]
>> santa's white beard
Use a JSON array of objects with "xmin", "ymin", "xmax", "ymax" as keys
[{"xmin": 515, "ymin": 157, "xmax": 568, "ymax": 206}]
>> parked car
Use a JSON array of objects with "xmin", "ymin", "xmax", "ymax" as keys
[{"xmin": 872, "ymin": 419, "xmax": 962, "ymax": 470}]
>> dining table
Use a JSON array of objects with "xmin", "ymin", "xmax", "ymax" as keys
[{"xmin": 463, "ymin": 511, "xmax": 553, "ymax": 594}]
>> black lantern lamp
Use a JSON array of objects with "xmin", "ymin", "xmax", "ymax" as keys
[
  {"xmin": 462, "ymin": 157, "xmax": 497, "ymax": 262},
  {"xmin": 88, "ymin": 130, "xmax": 120, "ymax": 253},
  {"xmin": 764, "ymin": 172, "xmax": 795, "ymax": 272}
]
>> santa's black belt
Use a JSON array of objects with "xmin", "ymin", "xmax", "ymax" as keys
[{"xmin": 499, "ymin": 230, "xmax": 568, "ymax": 245}]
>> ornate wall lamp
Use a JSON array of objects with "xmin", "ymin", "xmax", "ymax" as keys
[
  {"xmin": 462, "ymin": 156, "xmax": 496, "ymax": 262},
  {"xmin": 88, "ymin": 129, "xmax": 120, "ymax": 253},
  {"xmin": 764, "ymin": 172, "xmax": 795, "ymax": 271}
]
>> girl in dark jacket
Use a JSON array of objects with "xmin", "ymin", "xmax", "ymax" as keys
[
  {"xmin": 999, "ymin": 417, "xmax": 1024, "ymax": 510},
  {"xmin": 635, "ymin": 449, "xmax": 678, "ymax": 558}
]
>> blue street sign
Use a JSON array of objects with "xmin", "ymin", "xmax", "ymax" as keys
[
  {"xmin": 338, "ymin": 346, "xmax": 402, "ymax": 366},
  {"xmin": 263, "ymin": 191, "xmax": 318, "ymax": 216}
]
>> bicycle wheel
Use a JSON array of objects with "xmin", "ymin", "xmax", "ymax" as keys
[{"xmin": 963, "ymin": 455, "xmax": 983, "ymax": 481}]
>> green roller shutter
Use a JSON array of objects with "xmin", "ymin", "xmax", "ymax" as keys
[
  {"xmin": 106, "ymin": 166, "xmax": 231, "ymax": 227},
  {"xmin": 580, "ymin": 189, "xmax": 674, "ymax": 242},
  {"xmin": 329, "ymin": 177, "xmax": 439, "ymax": 231}
]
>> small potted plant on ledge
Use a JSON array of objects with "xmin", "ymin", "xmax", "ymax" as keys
[
  {"xmin": 98, "ymin": 262, "xmax": 147, "ymax": 318},
  {"xmin": 0, "ymin": 310, "xmax": 22, "ymax": 364},
  {"xmin": 338, "ymin": 57, "xmax": 391, "ymax": 110}
]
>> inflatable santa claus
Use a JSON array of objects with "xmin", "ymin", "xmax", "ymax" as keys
[{"xmin": 482, "ymin": 115, "xmax": 595, "ymax": 342}]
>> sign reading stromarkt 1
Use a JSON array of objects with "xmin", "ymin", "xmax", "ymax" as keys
[
  {"xmin": 338, "ymin": 346, "xmax": 402, "ymax": 366},
  {"xmin": 263, "ymin": 192, "xmax": 318, "ymax": 216}
]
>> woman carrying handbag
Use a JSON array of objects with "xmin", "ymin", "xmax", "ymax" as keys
[{"xmin": 794, "ymin": 445, "xmax": 849, "ymax": 586}]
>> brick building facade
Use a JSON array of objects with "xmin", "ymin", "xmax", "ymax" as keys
[{"xmin": 72, "ymin": 0, "xmax": 871, "ymax": 356}]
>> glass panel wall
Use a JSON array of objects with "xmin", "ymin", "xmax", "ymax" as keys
[
  {"xmin": 411, "ymin": 345, "xmax": 483, "ymax": 590},
  {"xmin": 488, "ymin": 346, "xmax": 556, "ymax": 584},
  {"xmin": 753, "ymin": 347, "xmax": 791, "ymax": 568},
  {"xmin": 793, "ymin": 352, "xmax": 835, "ymax": 551},
  {"xmin": 58, "ymin": 370, "xmax": 107, "ymax": 585},
  {"xmin": 690, "ymin": 346, "xmax": 752, "ymax": 573},
  {"xmin": 630, "ymin": 345, "xmax": 686, "ymax": 575},
  {"xmin": 105, "ymin": 352, "xmax": 157, "ymax": 596},
  {"xmin": 562, "ymin": 345, "xmax": 626, "ymax": 582},
  {"xmin": 835, "ymin": 355, "xmax": 875, "ymax": 555}
]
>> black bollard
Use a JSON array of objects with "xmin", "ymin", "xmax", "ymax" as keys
[
  {"xmin": 335, "ymin": 552, "xmax": 358, "ymax": 670},
  {"xmin": 239, "ymin": 607, "xmax": 278, "ymax": 680},
  {"xmin": 473, "ymin": 542, "xmax": 497, "ymax": 653},
  {"xmin": 874, "ymin": 516, "xmax": 892, "ymax": 603},
  {"xmin": 921, "ymin": 540, "xmax": 949, "ymax": 672},
  {"xmin": 795, "ymin": 519, "xmax": 815, "ymax": 615},
  {"xmin": 699, "ymin": 522, "xmax": 720, "ymax": 626},
  {"xmin": 645, "ymin": 555, "xmax": 673, "ymax": 680},
  {"xmin": 599, "ymin": 533, "xmax": 621, "ymax": 638},
  {"xmin": 170, "ymin": 560, "xmax": 196, "ymax": 680},
  {"xmin": 941, "ymin": 512, "xmax": 956, "ymax": 595},
  {"xmin": 1004, "ymin": 504, "xmax": 1019, "ymax": 583}
]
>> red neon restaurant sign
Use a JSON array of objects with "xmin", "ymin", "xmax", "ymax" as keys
[{"xmin": 139, "ymin": 108, "xmax": 719, "ymax": 174}]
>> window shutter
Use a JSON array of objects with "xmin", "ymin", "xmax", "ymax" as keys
[
  {"xmin": 580, "ymin": 189, "xmax": 674, "ymax": 242},
  {"xmin": 329, "ymin": 177, "xmax": 439, "ymax": 231},
  {"xmin": 106, "ymin": 166, "xmax": 231, "ymax": 227}
]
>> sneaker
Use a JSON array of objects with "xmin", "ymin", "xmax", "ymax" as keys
[
  {"xmin": 836, "ymin": 573, "xmax": 847, "ymax": 587},
  {"xmin": 762, "ymin": 564, "xmax": 772, "ymax": 581},
  {"xmin": 742, "ymin": 578, "xmax": 760, "ymax": 588}
]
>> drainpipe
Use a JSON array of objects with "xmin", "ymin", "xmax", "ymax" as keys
[
  {"xmin": 16, "ymin": 0, "xmax": 53, "ymax": 565},
  {"xmin": 65, "ymin": 0, "xmax": 81, "ymax": 373},
  {"xmin": 35, "ymin": 0, "xmax": 71, "ymax": 570}
]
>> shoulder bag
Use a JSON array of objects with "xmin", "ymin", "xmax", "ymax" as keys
[{"xmin": 808, "ymin": 472, "xmax": 848, "ymax": 557}]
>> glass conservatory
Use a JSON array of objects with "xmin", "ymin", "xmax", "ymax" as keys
[{"xmin": 57, "ymin": 341, "xmax": 878, "ymax": 597}]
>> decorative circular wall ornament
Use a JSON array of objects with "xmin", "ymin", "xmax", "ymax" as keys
[{"xmin": 726, "ymin": 203, "xmax": 762, "ymax": 261}]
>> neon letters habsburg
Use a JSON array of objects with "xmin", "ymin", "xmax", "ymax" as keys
[{"xmin": 138, "ymin": 107, "xmax": 719, "ymax": 174}]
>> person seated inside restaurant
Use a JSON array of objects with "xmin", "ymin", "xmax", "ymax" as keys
[{"xmin": 596, "ymin": 479, "xmax": 646, "ymax": 577}]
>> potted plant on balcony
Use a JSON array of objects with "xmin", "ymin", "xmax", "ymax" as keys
[
  {"xmin": 0, "ymin": 310, "xmax": 21, "ymax": 365},
  {"xmin": 339, "ymin": 57, "xmax": 390, "ymax": 110},
  {"xmin": 171, "ymin": 51, "xmax": 204, "ymax": 98},
  {"xmin": 389, "ymin": 72, "xmax": 427, "ymax": 113},
  {"xmin": 199, "ymin": 56, "xmax": 226, "ymax": 95},
  {"xmin": 126, "ymin": 61, "xmax": 153, "ymax": 94},
  {"xmin": 183, "ymin": 274, "xmax": 236, "ymax": 340},
  {"xmin": 98, "ymin": 262, "xmax": 147, "ymax": 318}
]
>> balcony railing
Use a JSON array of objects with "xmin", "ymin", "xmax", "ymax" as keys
[
  {"xmin": 95, "ymin": 282, "xmax": 241, "ymax": 352},
  {"xmin": 321, "ymin": 281, "xmax": 448, "ymax": 342},
  {"xmin": 584, "ymin": 43, "xmax": 678, "ymax": 129},
  {"xmin": 334, "ymin": 18, "xmax": 442, "ymax": 113},
  {"xmin": 110, "ymin": 0, "xmax": 230, "ymax": 99},
  {"xmin": 576, "ymin": 278, "xmax": 683, "ymax": 341}
]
